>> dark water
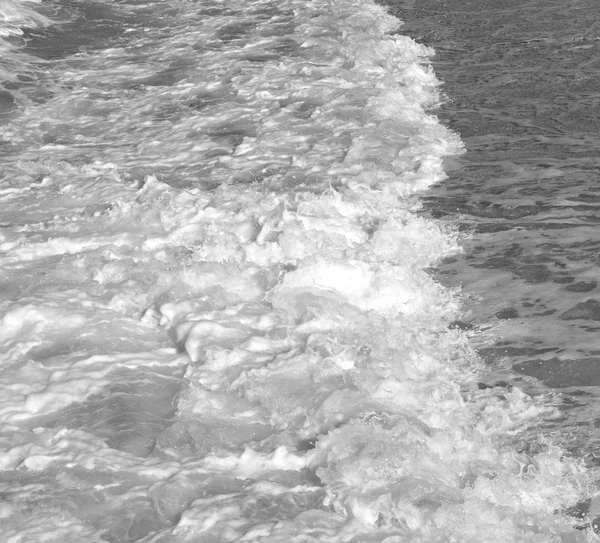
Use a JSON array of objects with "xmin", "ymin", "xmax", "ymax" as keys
[{"xmin": 380, "ymin": 0, "xmax": 600, "ymax": 464}]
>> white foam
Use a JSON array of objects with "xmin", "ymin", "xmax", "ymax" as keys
[
  {"xmin": 0, "ymin": 0, "xmax": 591, "ymax": 539},
  {"xmin": 0, "ymin": 0, "xmax": 50, "ymax": 37}
]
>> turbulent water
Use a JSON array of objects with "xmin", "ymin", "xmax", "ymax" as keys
[
  {"xmin": 0, "ymin": 0, "xmax": 594, "ymax": 541},
  {"xmin": 382, "ymin": 0, "xmax": 600, "ymax": 503}
]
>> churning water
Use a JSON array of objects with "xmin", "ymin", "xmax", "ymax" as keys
[{"xmin": 0, "ymin": 0, "xmax": 596, "ymax": 541}]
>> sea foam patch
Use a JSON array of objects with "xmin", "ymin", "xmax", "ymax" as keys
[
  {"xmin": 0, "ymin": 0, "xmax": 591, "ymax": 540},
  {"xmin": 0, "ymin": 0, "xmax": 50, "ymax": 37}
]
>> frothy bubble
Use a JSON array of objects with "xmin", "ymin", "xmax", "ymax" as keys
[{"xmin": 0, "ymin": 0, "xmax": 592, "ymax": 540}]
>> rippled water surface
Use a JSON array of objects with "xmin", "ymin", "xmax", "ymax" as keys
[{"xmin": 382, "ymin": 0, "xmax": 600, "ymax": 466}]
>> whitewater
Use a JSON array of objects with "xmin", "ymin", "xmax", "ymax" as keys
[{"xmin": 0, "ymin": 0, "xmax": 594, "ymax": 540}]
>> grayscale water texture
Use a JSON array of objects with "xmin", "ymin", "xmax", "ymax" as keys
[
  {"xmin": 0, "ymin": 0, "xmax": 595, "ymax": 539},
  {"xmin": 383, "ymin": 0, "xmax": 600, "ymax": 464}
]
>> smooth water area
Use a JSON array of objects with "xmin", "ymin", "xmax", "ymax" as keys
[
  {"xmin": 381, "ymin": 0, "xmax": 600, "ymax": 470},
  {"xmin": 0, "ymin": 0, "xmax": 595, "ymax": 541}
]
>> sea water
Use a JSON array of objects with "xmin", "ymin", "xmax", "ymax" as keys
[
  {"xmin": 0, "ymin": 0, "xmax": 593, "ymax": 541},
  {"xmin": 384, "ymin": 0, "xmax": 600, "ymax": 516}
]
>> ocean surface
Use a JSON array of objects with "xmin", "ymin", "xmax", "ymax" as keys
[
  {"xmin": 383, "ymin": 0, "xmax": 600, "ymax": 497},
  {"xmin": 0, "ymin": 0, "xmax": 595, "ymax": 541}
]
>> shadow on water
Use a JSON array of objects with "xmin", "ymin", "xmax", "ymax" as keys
[{"xmin": 25, "ymin": 367, "xmax": 184, "ymax": 458}]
